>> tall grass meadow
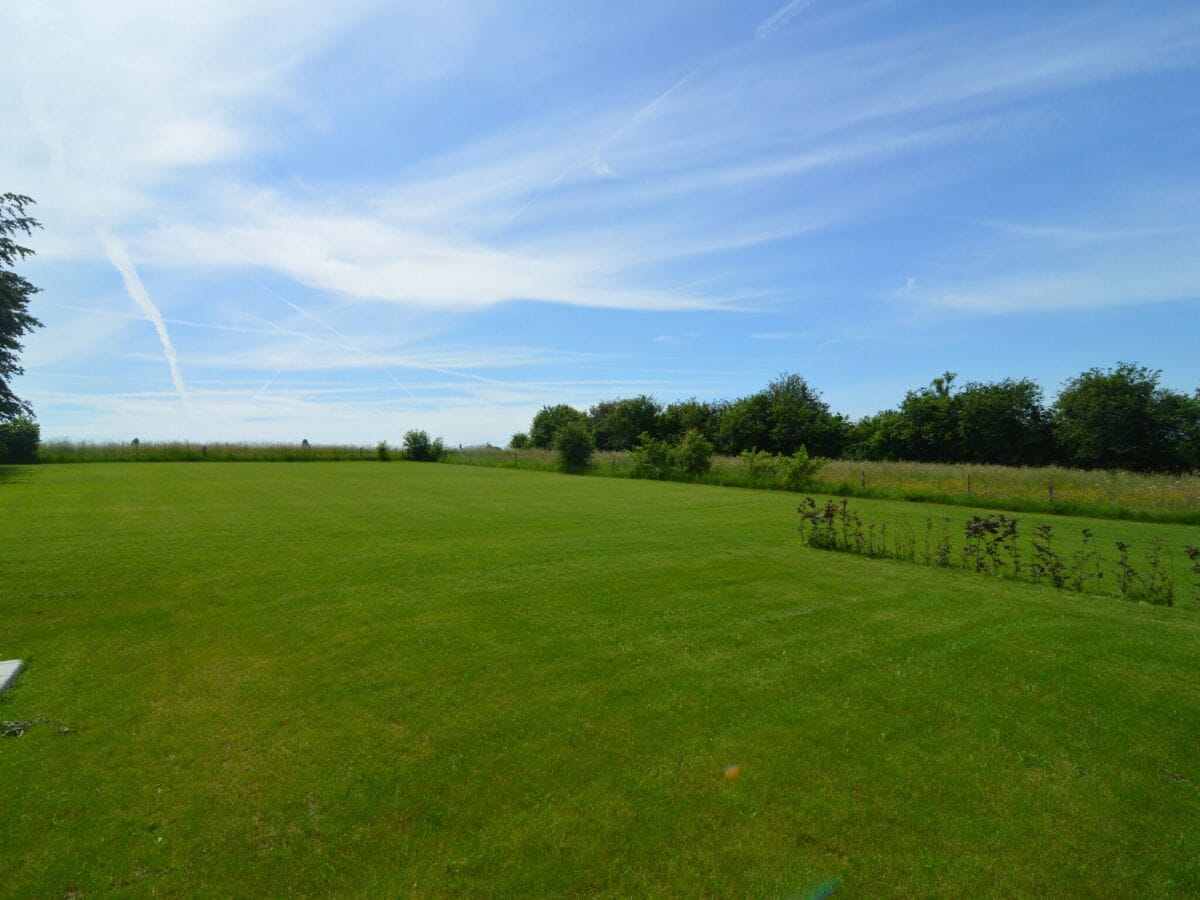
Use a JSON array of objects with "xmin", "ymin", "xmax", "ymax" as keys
[{"xmin": 445, "ymin": 447, "xmax": 1200, "ymax": 525}]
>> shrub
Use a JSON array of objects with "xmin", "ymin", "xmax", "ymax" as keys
[
  {"xmin": 0, "ymin": 416, "xmax": 40, "ymax": 463},
  {"xmin": 673, "ymin": 429, "xmax": 713, "ymax": 476},
  {"xmin": 797, "ymin": 496, "xmax": 1189, "ymax": 607},
  {"xmin": 739, "ymin": 448, "xmax": 778, "ymax": 486},
  {"xmin": 376, "ymin": 440, "xmax": 390, "ymax": 461},
  {"xmin": 1030, "ymin": 524, "xmax": 1066, "ymax": 588},
  {"xmin": 403, "ymin": 429, "xmax": 445, "ymax": 462},
  {"xmin": 797, "ymin": 496, "xmax": 840, "ymax": 550},
  {"xmin": 630, "ymin": 432, "xmax": 672, "ymax": 478},
  {"xmin": 509, "ymin": 432, "xmax": 530, "ymax": 449},
  {"xmin": 554, "ymin": 421, "xmax": 594, "ymax": 473},
  {"xmin": 1139, "ymin": 536, "xmax": 1174, "ymax": 606},
  {"xmin": 530, "ymin": 404, "xmax": 587, "ymax": 449},
  {"xmin": 1185, "ymin": 545, "xmax": 1200, "ymax": 604},
  {"xmin": 778, "ymin": 445, "xmax": 823, "ymax": 490}
]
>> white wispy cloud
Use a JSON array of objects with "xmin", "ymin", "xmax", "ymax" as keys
[
  {"xmin": 6, "ymin": 0, "xmax": 1200, "ymax": 442},
  {"xmin": 26, "ymin": 367, "xmax": 736, "ymax": 444},
  {"xmin": 10, "ymin": 1, "xmax": 1198, "ymax": 316},
  {"xmin": 135, "ymin": 197, "xmax": 731, "ymax": 312},
  {"xmin": 897, "ymin": 203, "xmax": 1200, "ymax": 313}
]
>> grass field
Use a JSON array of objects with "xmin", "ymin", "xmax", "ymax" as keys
[
  {"xmin": 38, "ymin": 439, "xmax": 377, "ymax": 463},
  {"xmin": 2, "ymin": 463, "xmax": 1199, "ymax": 895},
  {"xmin": 36, "ymin": 440, "xmax": 1200, "ymax": 524}
]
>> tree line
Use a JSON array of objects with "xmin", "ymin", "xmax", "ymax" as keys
[{"xmin": 513, "ymin": 365, "xmax": 1200, "ymax": 474}]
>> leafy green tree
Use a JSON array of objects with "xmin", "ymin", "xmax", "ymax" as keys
[
  {"xmin": 589, "ymin": 395, "xmax": 662, "ymax": 451},
  {"xmin": 1, "ymin": 194, "xmax": 43, "ymax": 421},
  {"xmin": 0, "ymin": 415, "xmax": 40, "ymax": 463},
  {"xmin": 402, "ymin": 429, "xmax": 445, "ymax": 461},
  {"xmin": 661, "ymin": 398, "xmax": 718, "ymax": 444},
  {"xmin": 508, "ymin": 432, "xmax": 530, "ymax": 449},
  {"xmin": 763, "ymin": 373, "xmax": 847, "ymax": 457},
  {"xmin": 892, "ymin": 372, "xmax": 959, "ymax": 462},
  {"xmin": 1053, "ymin": 363, "xmax": 1199, "ymax": 472},
  {"xmin": 529, "ymin": 404, "xmax": 586, "ymax": 448},
  {"xmin": 845, "ymin": 410, "xmax": 906, "ymax": 460},
  {"xmin": 1162, "ymin": 390, "xmax": 1200, "ymax": 472},
  {"xmin": 553, "ymin": 420, "xmax": 594, "ymax": 472},
  {"xmin": 879, "ymin": 374, "xmax": 1053, "ymax": 466},
  {"xmin": 955, "ymin": 378, "xmax": 1053, "ymax": 466},
  {"xmin": 716, "ymin": 374, "xmax": 845, "ymax": 457},
  {"xmin": 715, "ymin": 393, "xmax": 771, "ymax": 456}
]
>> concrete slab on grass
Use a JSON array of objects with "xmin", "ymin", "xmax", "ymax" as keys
[{"xmin": 0, "ymin": 660, "xmax": 24, "ymax": 697}]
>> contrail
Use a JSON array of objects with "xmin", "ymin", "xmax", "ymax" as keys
[
  {"xmin": 254, "ymin": 368, "xmax": 282, "ymax": 398},
  {"xmin": 602, "ymin": 0, "xmax": 819, "ymax": 163},
  {"xmin": 756, "ymin": 0, "xmax": 815, "ymax": 38},
  {"xmin": 507, "ymin": 59, "xmax": 709, "ymax": 225},
  {"xmin": 100, "ymin": 232, "xmax": 189, "ymax": 407},
  {"xmin": 589, "ymin": 61, "xmax": 707, "ymax": 175},
  {"xmin": 250, "ymin": 280, "xmax": 416, "ymax": 398},
  {"xmin": 756, "ymin": 0, "xmax": 817, "ymax": 39},
  {"xmin": 254, "ymin": 280, "xmax": 514, "ymax": 394}
]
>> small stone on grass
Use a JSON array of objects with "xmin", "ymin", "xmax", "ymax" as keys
[{"xmin": 0, "ymin": 660, "xmax": 24, "ymax": 697}]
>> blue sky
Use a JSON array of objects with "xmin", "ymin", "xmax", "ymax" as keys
[{"xmin": 5, "ymin": 0, "xmax": 1199, "ymax": 444}]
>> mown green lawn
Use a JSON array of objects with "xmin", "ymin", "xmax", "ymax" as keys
[{"xmin": 1, "ymin": 463, "xmax": 1197, "ymax": 896}]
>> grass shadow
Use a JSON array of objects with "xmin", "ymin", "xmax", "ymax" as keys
[{"xmin": 0, "ymin": 465, "xmax": 35, "ymax": 485}]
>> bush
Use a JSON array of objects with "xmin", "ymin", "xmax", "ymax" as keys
[
  {"xmin": 739, "ymin": 448, "xmax": 778, "ymax": 485},
  {"xmin": 672, "ymin": 429, "xmax": 713, "ymax": 476},
  {"xmin": 554, "ymin": 421, "xmax": 594, "ymax": 473},
  {"xmin": 403, "ymin": 429, "xmax": 445, "ymax": 462},
  {"xmin": 0, "ymin": 416, "xmax": 40, "ymax": 463},
  {"xmin": 376, "ymin": 440, "xmax": 390, "ymax": 461},
  {"xmin": 630, "ymin": 432, "xmax": 672, "ymax": 478},
  {"xmin": 530, "ymin": 404, "xmax": 587, "ymax": 449},
  {"xmin": 509, "ymin": 432, "xmax": 530, "ymax": 450},
  {"xmin": 779, "ymin": 445, "xmax": 823, "ymax": 490}
]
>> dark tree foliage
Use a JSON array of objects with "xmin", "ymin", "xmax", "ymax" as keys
[
  {"xmin": 763, "ymin": 373, "xmax": 848, "ymax": 458},
  {"xmin": 522, "ymin": 364, "xmax": 1197, "ymax": 475},
  {"xmin": 1052, "ymin": 363, "xmax": 1200, "ymax": 473},
  {"xmin": 661, "ymin": 398, "xmax": 719, "ymax": 445},
  {"xmin": 848, "ymin": 374, "xmax": 1053, "ymax": 466},
  {"xmin": 589, "ymin": 395, "xmax": 663, "ymax": 451},
  {"xmin": 0, "ymin": 416, "xmax": 40, "ymax": 463},
  {"xmin": 845, "ymin": 410, "xmax": 906, "ymax": 461},
  {"xmin": 714, "ymin": 374, "xmax": 846, "ymax": 457},
  {"xmin": 714, "ymin": 393, "xmax": 772, "ymax": 456},
  {"xmin": 529, "ymin": 404, "xmax": 587, "ymax": 448},
  {"xmin": 554, "ymin": 419, "xmax": 595, "ymax": 472},
  {"xmin": 402, "ymin": 429, "xmax": 445, "ymax": 462},
  {"xmin": 955, "ymin": 378, "xmax": 1053, "ymax": 466},
  {"xmin": 890, "ymin": 372, "xmax": 960, "ymax": 462},
  {"xmin": 0, "ymin": 194, "xmax": 43, "ymax": 421}
]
